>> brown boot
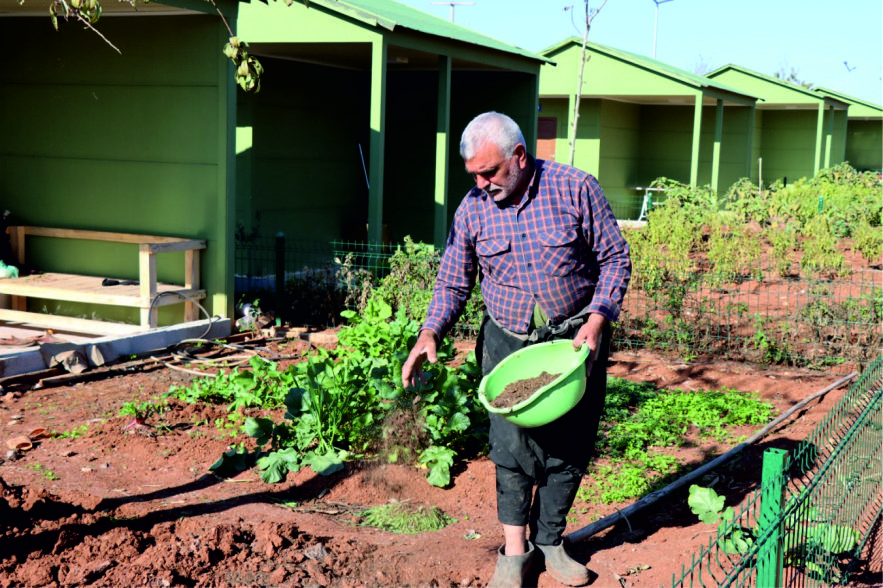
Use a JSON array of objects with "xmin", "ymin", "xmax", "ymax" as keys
[
  {"xmin": 536, "ymin": 542, "xmax": 588, "ymax": 586},
  {"xmin": 487, "ymin": 542, "xmax": 535, "ymax": 588}
]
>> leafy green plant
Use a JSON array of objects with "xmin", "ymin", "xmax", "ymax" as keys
[
  {"xmin": 764, "ymin": 220, "xmax": 799, "ymax": 277},
  {"xmin": 752, "ymin": 315, "xmax": 793, "ymax": 365},
  {"xmin": 689, "ymin": 484, "xmax": 862, "ymax": 583},
  {"xmin": 119, "ymin": 399, "xmax": 169, "ymax": 428},
  {"xmin": 580, "ymin": 380, "xmax": 774, "ymax": 504},
  {"xmin": 54, "ymin": 424, "xmax": 89, "ymax": 439},
  {"xmin": 851, "ymin": 219, "xmax": 882, "ymax": 265},
  {"xmin": 359, "ymin": 502, "xmax": 456, "ymax": 534},
  {"xmin": 688, "ymin": 485, "xmax": 756, "ymax": 554},
  {"xmin": 353, "ymin": 236, "xmax": 485, "ymax": 337},
  {"xmin": 167, "ymin": 355, "xmax": 294, "ymax": 410},
  {"xmin": 705, "ymin": 221, "xmax": 762, "ymax": 285},
  {"xmin": 801, "ymin": 216, "xmax": 845, "ymax": 277},
  {"xmin": 208, "ymin": 296, "xmax": 485, "ymax": 488},
  {"xmin": 26, "ymin": 463, "xmax": 60, "ymax": 481}
]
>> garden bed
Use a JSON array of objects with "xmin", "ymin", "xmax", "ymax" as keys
[{"xmin": 1, "ymin": 337, "xmax": 879, "ymax": 588}]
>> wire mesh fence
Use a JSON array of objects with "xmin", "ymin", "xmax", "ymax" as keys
[
  {"xmin": 234, "ymin": 236, "xmax": 881, "ymax": 370},
  {"xmin": 668, "ymin": 356, "xmax": 883, "ymax": 588},
  {"xmin": 616, "ymin": 264, "xmax": 881, "ymax": 372}
]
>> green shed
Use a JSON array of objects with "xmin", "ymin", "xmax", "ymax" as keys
[
  {"xmin": 538, "ymin": 38, "xmax": 759, "ymax": 220},
  {"xmin": 0, "ymin": 0, "xmax": 547, "ymax": 327},
  {"xmin": 706, "ymin": 65, "xmax": 850, "ymax": 186},
  {"xmin": 813, "ymin": 88, "xmax": 882, "ymax": 172}
]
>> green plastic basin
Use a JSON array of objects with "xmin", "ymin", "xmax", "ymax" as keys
[{"xmin": 478, "ymin": 340, "xmax": 590, "ymax": 428}]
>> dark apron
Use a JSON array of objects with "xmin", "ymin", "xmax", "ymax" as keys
[{"xmin": 476, "ymin": 311, "xmax": 610, "ymax": 546}]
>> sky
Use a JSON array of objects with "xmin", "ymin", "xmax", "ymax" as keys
[{"xmin": 398, "ymin": 0, "xmax": 883, "ymax": 105}]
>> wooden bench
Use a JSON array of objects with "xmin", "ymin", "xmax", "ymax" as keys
[{"xmin": 0, "ymin": 226, "xmax": 206, "ymax": 336}]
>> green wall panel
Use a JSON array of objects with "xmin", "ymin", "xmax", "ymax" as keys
[
  {"xmin": 383, "ymin": 70, "xmax": 438, "ymax": 244},
  {"xmin": 237, "ymin": 58, "xmax": 369, "ymax": 247},
  {"xmin": 846, "ymin": 120, "xmax": 883, "ymax": 171},
  {"xmin": 541, "ymin": 45, "xmax": 690, "ymax": 97},
  {"xmin": 5, "ymin": 85, "xmax": 218, "ymax": 163},
  {"xmin": 757, "ymin": 111, "xmax": 817, "ymax": 184},
  {"xmin": 638, "ymin": 105, "xmax": 693, "ymax": 184},
  {"xmin": 598, "ymin": 100, "xmax": 641, "ymax": 219},
  {"xmin": 1, "ymin": 15, "xmax": 232, "ymax": 324}
]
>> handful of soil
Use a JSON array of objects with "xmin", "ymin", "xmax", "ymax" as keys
[{"xmin": 488, "ymin": 371, "xmax": 561, "ymax": 408}]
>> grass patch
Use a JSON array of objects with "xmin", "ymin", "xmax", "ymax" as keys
[{"xmin": 359, "ymin": 502, "xmax": 456, "ymax": 534}]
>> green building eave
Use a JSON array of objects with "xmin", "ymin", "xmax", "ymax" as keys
[
  {"xmin": 238, "ymin": 0, "xmax": 551, "ymax": 69},
  {"xmin": 540, "ymin": 37, "xmax": 758, "ymax": 106},
  {"xmin": 707, "ymin": 64, "xmax": 849, "ymax": 110},
  {"xmin": 814, "ymin": 87, "xmax": 883, "ymax": 119}
]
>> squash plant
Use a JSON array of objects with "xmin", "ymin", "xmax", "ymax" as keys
[
  {"xmin": 209, "ymin": 296, "xmax": 485, "ymax": 487},
  {"xmin": 688, "ymin": 484, "xmax": 861, "ymax": 584}
]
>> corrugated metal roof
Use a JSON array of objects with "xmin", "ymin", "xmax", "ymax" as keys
[
  {"xmin": 541, "ymin": 37, "xmax": 757, "ymax": 100},
  {"xmin": 298, "ymin": 0, "xmax": 552, "ymax": 63}
]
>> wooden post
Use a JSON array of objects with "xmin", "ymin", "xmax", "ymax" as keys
[
  {"xmin": 139, "ymin": 244, "xmax": 158, "ymax": 328},
  {"xmin": 9, "ymin": 226, "xmax": 26, "ymax": 311},
  {"xmin": 184, "ymin": 249, "xmax": 200, "ymax": 322}
]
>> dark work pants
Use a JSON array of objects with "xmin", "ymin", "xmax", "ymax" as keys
[{"xmin": 476, "ymin": 313, "xmax": 610, "ymax": 546}]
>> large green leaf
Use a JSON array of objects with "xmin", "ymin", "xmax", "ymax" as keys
[
  {"xmin": 306, "ymin": 449, "xmax": 346, "ymax": 475},
  {"xmin": 808, "ymin": 523, "xmax": 860, "ymax": 554},
  {"xmin": 257, "ymin": 448, "xmax": 302, "ymax": 483},
  {"xmin": 244, "ymin": 416, "xmax": 275, "ymax": 446},
  {"xmin": 419, "ymin": 445, "xmax": 455, "ymax": 488},
  {"xmin": 688, "ymin": 485, "xmax": 725, "ymax": 524},
  {"xmin": 208, "ymin": 446, "xmax": 254, "ymax": 476}
]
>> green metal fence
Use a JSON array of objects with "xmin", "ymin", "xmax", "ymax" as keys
[{"xmin": 668, "ymin": 356, "xmax": 883, "ymax": 587}]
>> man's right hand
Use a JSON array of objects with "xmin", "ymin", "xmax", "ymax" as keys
[{"xmin": 401, "ymin": 329, "xmax": 439, "ymax": 388}]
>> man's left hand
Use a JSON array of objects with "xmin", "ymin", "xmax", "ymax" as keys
[{"xmin": 573, "ymin": 312, "xmax": 607, "ymax": 353}]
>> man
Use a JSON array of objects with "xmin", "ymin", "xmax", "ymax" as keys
[{"xmin": 401, "ymin": 112, "xmax": 631, "ymax": 587}]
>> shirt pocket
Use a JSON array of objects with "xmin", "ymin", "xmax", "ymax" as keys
[
  {"xmin": 539, "ymin": 228, "xmax": 583, "ymax": 276},
  {"xmin": 476, "ymin": 236, "xmax": 517, "ymax": 285}
]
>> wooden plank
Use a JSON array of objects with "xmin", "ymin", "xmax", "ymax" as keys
[
  {"xmin": 0, "ymin": 309, "xmax": 144, "ymax": 336},
  {"xmin": 144, "ymin": 239, "xmax": 206, "ymax": 254},
  {"xmin": 20, "ymin": 227, "xmax": 195, "ymax": 245},
  {"xmin": 148, "ymin": 289, "xmax": 207, "ymax": 307},
  {"xmin": 0, "ymin": 274, "xmax": 205, "ymax": 307},
  {"xmin": 9, "ymin": 227, "xmax": 27, "ymax": 312},
  {"xmin": 0, "ymin": 318, "xmax": 232, "ymax": 378},
  {"xmin": 184, "ymin": 250, "xmax": 200, "ymax": 322},
  {"xmin": 139, "ymin": 245, "xmax": 158, "ymax": 327},
  {"xmin": 10, "ymin": 226, "xmax": 26, "ymax": 266}
]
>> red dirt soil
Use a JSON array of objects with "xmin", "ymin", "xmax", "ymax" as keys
[{"xmin": 1, "ymin": 332, "xmax": 879, "ymax": 588}]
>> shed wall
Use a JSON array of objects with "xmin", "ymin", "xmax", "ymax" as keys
[{"xmin": 0, "ymin": 15, "xmax": 232, "ymax": 324}]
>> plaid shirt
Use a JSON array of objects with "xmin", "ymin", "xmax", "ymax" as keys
[{"xmin": 423, "ymin": 158, "xmax": 631, "ymax": 338}]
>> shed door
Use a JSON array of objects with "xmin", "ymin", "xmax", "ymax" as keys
[{"xmin": 537, "ymin": 117, "xmax": 558, "ymax": 161}]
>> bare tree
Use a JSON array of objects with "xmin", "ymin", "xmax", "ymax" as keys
[{"xmin": 568, "ymin": 0, "xmax": 608, "ymax": 166}]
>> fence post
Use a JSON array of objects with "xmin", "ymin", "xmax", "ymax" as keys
[
  {"xmin": 275, "ymin": 232, "xmax": 285, "ymax": 320},
  {"xmin": 757, "ymin": 448, "xmax": 789, "ymax": 588}
]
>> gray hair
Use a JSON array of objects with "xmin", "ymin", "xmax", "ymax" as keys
[{"xmin": 459, "ymin": 112, "xmax": 525, "ymax": 161}]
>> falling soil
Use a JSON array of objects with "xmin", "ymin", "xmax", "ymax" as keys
[{"xmin": 489, "ymin": 371, "xmax": 562, "ymax": 408}]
